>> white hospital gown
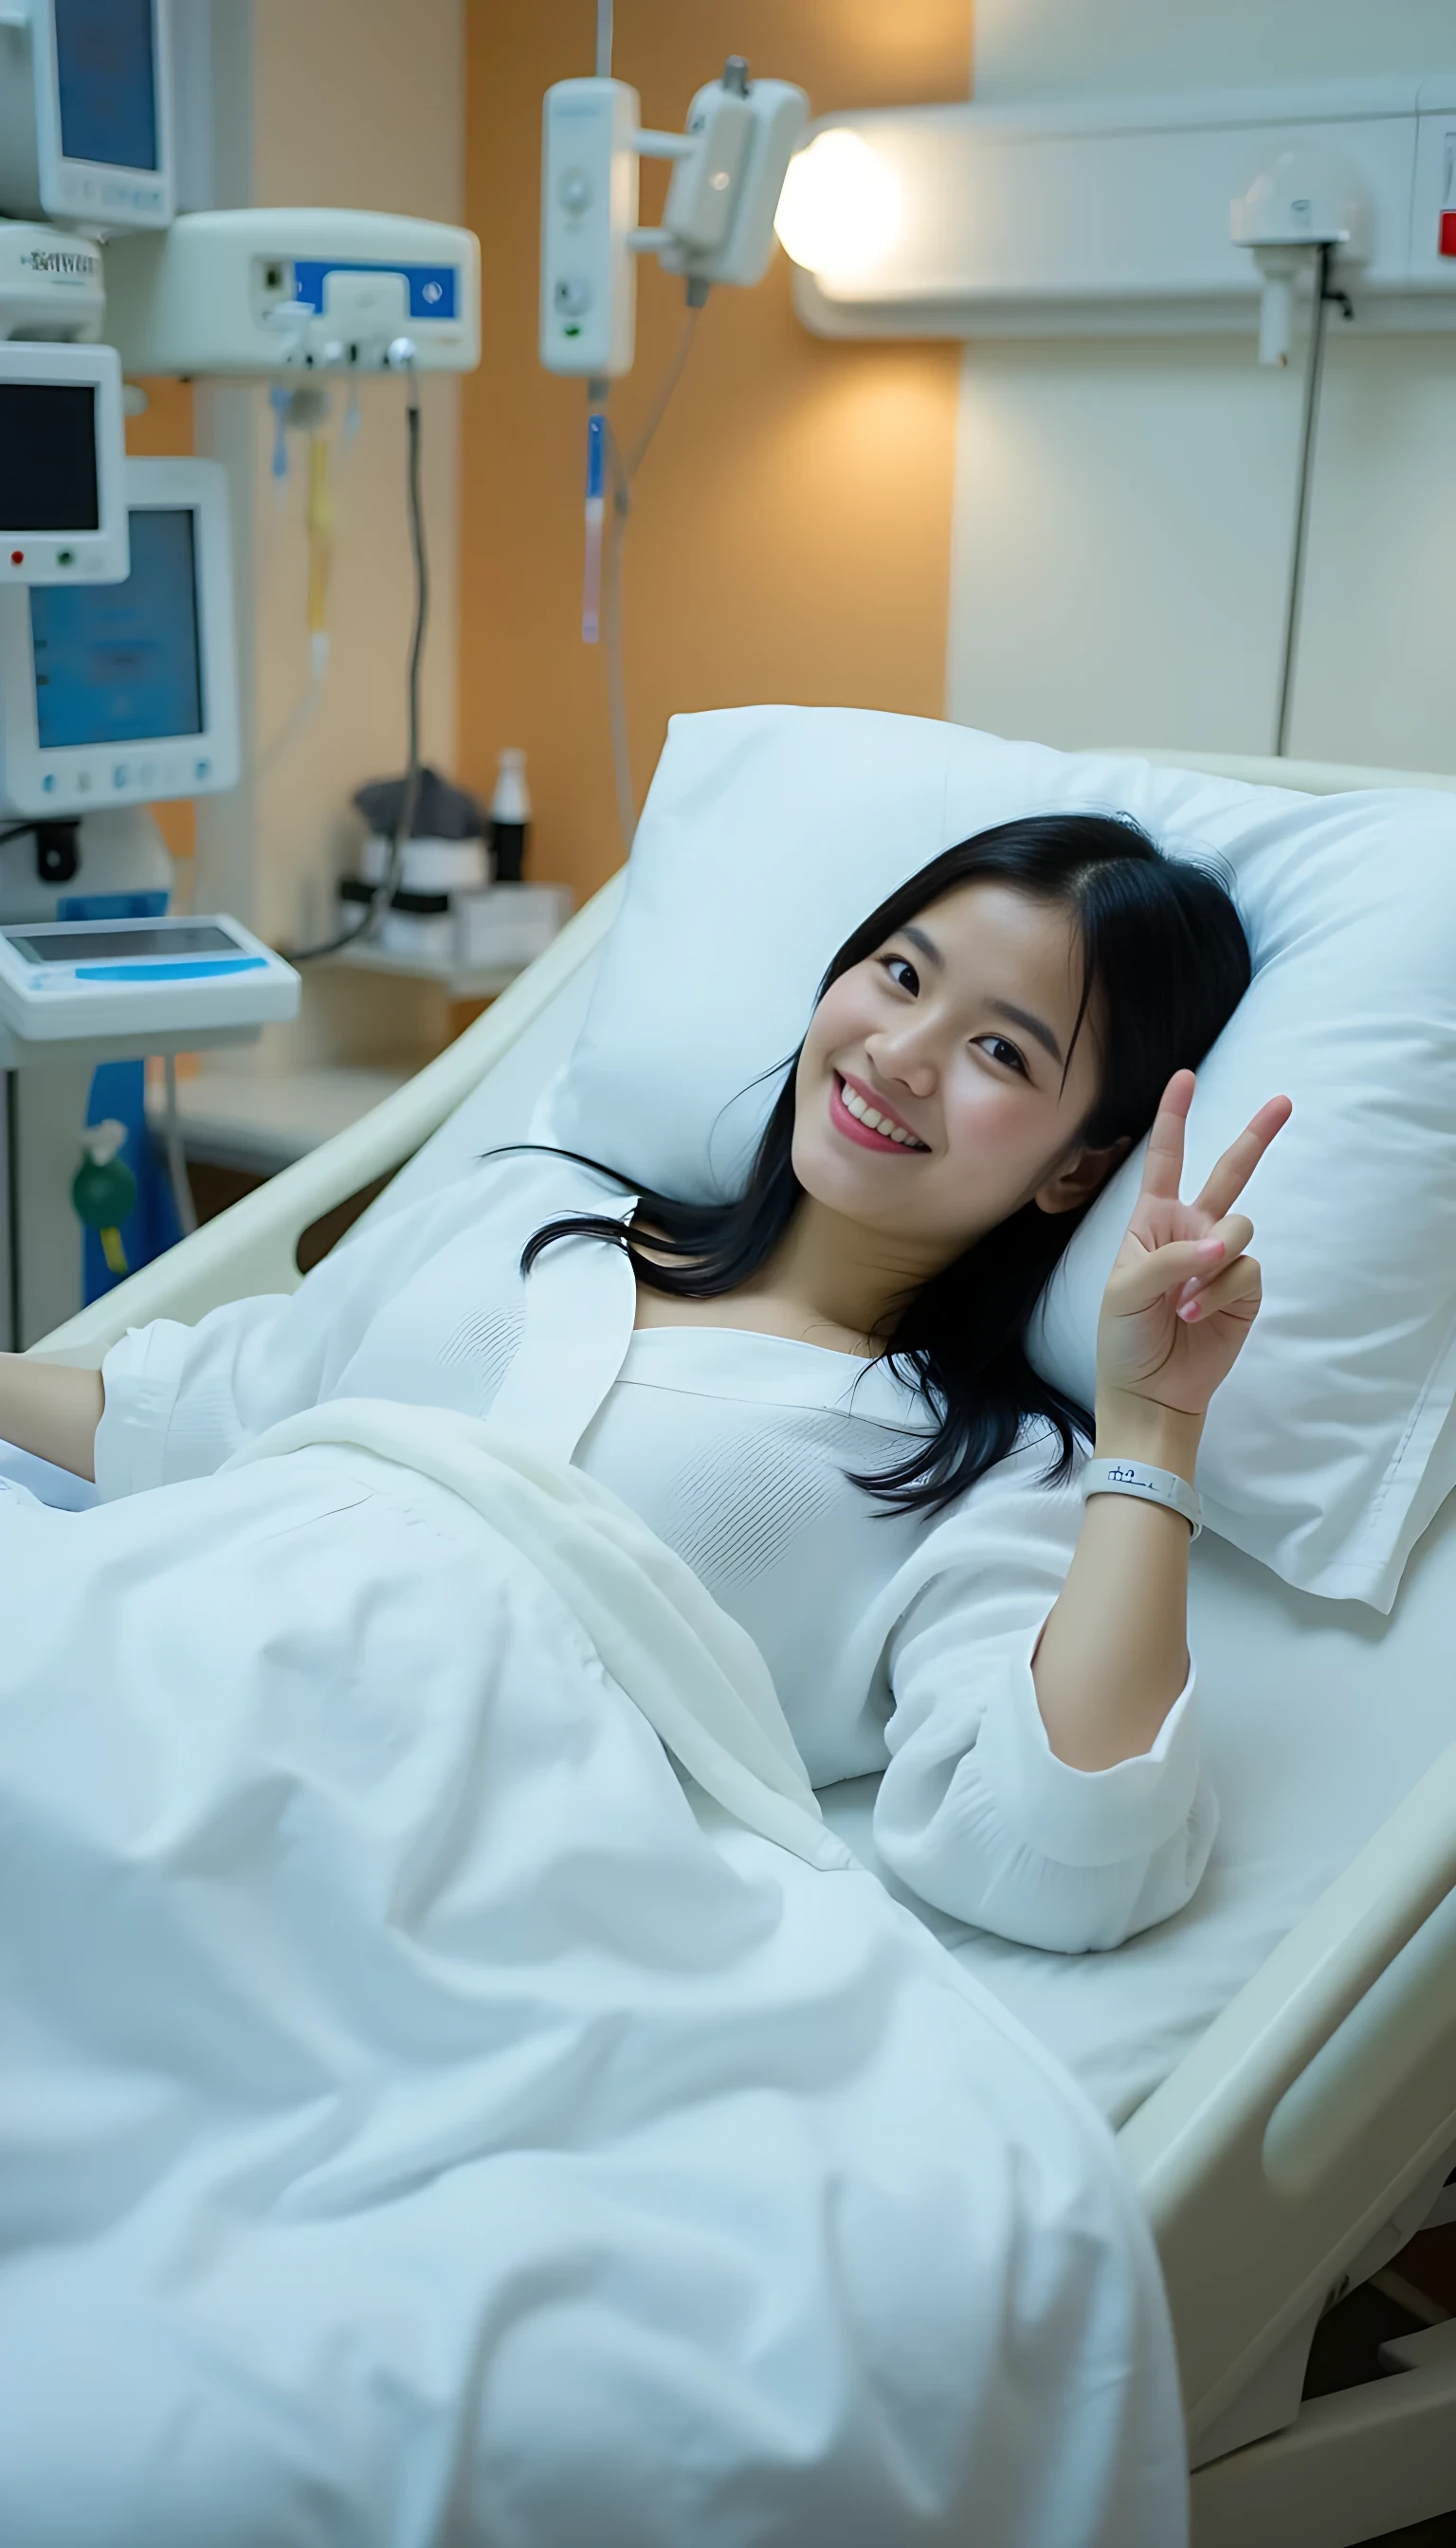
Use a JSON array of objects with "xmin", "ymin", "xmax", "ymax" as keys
[{"xmin": 94, "ymin": 1150, "xmax": 1216, "ymax": 1952}]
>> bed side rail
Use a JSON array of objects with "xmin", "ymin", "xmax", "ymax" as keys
[
  {"xmin": 1119, "ymin": 1742, "xmax": 1456, "ymax": 2443},
  {"xmin": 26, "ymin": 876, "xmax": 624, "ymax": 1369}
]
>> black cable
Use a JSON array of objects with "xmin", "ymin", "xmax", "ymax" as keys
[
  {"xmin": 286, "ymin": 370, "xmax": 429, "ymax": 963},
  {"xmin": 1273, "ymin": 243, "xmax": 1353, "ymax": 758},
  {"xmin": 4, "ymin": 1067, "xmax": 20, "ymax": 1354}
]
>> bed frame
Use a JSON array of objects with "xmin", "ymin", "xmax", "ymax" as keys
[{"xmin": 29, "ymin": 753, "xmax": 1456, "ymax": 2547}]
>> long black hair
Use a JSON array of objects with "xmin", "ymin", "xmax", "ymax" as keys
[{"xmin": 521, "ymin": 812, "xmax": 1251, "ymax": 1516}]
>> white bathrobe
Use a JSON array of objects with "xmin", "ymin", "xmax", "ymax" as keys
[{"xmin": 92, "ymin": 1149, "xmax": 1215, "ymax": 1952}]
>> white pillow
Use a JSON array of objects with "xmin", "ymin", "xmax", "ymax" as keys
[{"xmin": 544, "ymin": 706, "xmax": 1456, "ymax": 1611}]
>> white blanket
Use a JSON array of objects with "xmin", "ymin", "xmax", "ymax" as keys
[{"xmin": 0, "ymin": 1402, "xmax": 1187, "ymax": 2546}]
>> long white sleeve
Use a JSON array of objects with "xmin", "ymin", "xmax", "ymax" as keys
[
  {"xmin": 93, "ymin": 1165, "xmax": 509, "ymax": 1499},
  {"xmin": 872, "ymin": 1432, "xmax": 1218, "ymax": 1955}
]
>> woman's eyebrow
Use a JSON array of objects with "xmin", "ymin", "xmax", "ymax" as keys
[
  {"xmin": 987, "ymin": 998, "xmax": 1065, "ymax": 1067},
  {"xmin": 901, "ymin": 924, "xmax": 943, "ymax": 969}
]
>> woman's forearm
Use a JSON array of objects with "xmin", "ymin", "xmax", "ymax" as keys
[
  {"xmin": 1031, "ymin": 1394, "xmax": 1201, "ymax": 1773},
  {"xmin": 0, "ymin": 1354, "xmax": 103, "ymax": 1482}
]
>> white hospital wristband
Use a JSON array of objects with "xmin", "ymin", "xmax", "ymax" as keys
[{"xmin": 1083, "ymin": 1457, "xmax": 1202, "ymax": 1539}]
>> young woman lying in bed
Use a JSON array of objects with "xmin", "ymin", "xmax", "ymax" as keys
[{"xmin": 0, "ymin": 812, "xmax": 1286, "ymax": 1953}]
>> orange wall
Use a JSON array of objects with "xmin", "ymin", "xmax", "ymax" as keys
[
  {"xmin": 459, "ymin": 1, "xmax": 973, "ymax": 908},
  {"xmin": 123, "ymin": 377, "xmax": 196, "ymax": 864}
]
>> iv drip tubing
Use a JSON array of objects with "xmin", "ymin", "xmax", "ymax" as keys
[
  {"xmin": 595, "ymin": 0, "xmax": 612, "ymax": 79},
  {"xmin": 600, "ymin": 306, "xmax": 702, "ymax": 852},
  {"xmin": 286, "ymin": 369, "xmax": 428, "ymax": 964},
  {"xmin": 1274, "ymin": 242, "xmax": 1336, "ymax": 759}
]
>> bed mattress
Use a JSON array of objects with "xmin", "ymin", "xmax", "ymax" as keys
[{"xmin": 821, "ymin": 1509, "xmax": 1456, "ymax": 2123}]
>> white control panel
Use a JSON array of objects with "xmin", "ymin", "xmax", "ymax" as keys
[
  {"xmin": 0, "ymin": 913, "xmax": 300, "ymax": 1043},
  {"xmin": 540, "ymin": 78, "xmax": 639, "ymax": 376},
  {"xmin": 103, "ymin": 209, "xmax": 482, "ymax": 378}
]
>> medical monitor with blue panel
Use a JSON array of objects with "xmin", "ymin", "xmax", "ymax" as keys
[
  {"xmin": 0, "ymin": 455, "xmax": 240, "ymax": 816},
  {"xmin": 0, "ymin": 0, "xmax": 172, "ymax": 228}
]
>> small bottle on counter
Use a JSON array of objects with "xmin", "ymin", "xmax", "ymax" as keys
[{"xmin": 489, "ymin": 748, "xmax": 531, "ymax": 882}]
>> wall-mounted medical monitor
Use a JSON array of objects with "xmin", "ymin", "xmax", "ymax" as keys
[
  {"xmin": 0, "ymin": 455, "xmax": 239, "ymax": 814},
  {"xmin": 0, "ymin": 341, "xmax": 128, "ymax": 587},
  {"xmin": 0, "ymin": 0, "xmax": 173, "ymax": 230}
]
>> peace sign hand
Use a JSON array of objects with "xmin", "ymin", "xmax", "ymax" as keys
[{"xmin": 1096, "ymin": 1070, "xmax": 1292, "ymax": 1428}]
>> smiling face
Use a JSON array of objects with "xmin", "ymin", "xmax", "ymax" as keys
[{"xmin": 792, "ymin": 880, "xmax": 1128, "ymax": 1273}]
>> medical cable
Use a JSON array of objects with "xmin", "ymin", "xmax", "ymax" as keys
[
  {"xmin": 595, "ymin": 0, "xmax": 612, "ymax": 77},
  {"xmin": 1272, "ymin": 242, "xmax": 1352, "ymax": 758},
  {"xmin": 159, "ymin": 1056, "xmax": 198, "ymax": 1239},
  {"xmin": 285, "ymin": 349, "xmax": 428, "ymax": 963},
  {"xmin": 596, "ymin": 302, "xmax": 703, "ymax": 850}
]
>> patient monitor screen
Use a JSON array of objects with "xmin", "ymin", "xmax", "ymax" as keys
[
  {"xmin": 0, "ymin": 384, "xmax": 99, "ymax": 531},
  {"xmin": 55, "ymin": 0, "xmax": 159, "ymax": 172},
  {"xmin": 30, "ymin": 507, "xmax": 203, "ymax": 749}
]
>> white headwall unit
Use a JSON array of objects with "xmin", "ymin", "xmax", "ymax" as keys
[
  {"xmin": 793, "ymin": 81, "xmax": 1456, "ymax": 340},
  {"xmin": 948, "ymin": 5, "xmax": 1456, "ymax": 766}
]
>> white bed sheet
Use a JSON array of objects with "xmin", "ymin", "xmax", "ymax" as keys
[{"xmin": 820, "ymin": 1511, "xmax": 1456, "ymax": 2124}]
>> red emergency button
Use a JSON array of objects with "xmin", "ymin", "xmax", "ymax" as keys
[
  {"xmin": 1441, "ymin": 209, "xmax": 1456, "ymax": 258},
  {"xmin": 9, "ymin": 550, "xmax": 21, "ymax": 566}
]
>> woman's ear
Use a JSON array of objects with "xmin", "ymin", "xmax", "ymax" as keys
[{"xmin": 1034, "ymin": 1134, "xmax": 1133, "ymax": 1218}]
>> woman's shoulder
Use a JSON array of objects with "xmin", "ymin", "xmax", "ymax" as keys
[{"xmin": 464, "ymin": 1144, "xmax": 639, "ymax": 1230}]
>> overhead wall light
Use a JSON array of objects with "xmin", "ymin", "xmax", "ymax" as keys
[
  {"xmin": 773, "ymin": 128, "xmax": 901, "ymax": 282},
  {"xmin": 782, "ymin": 80, "xmax": 1456, "ymax": 342}
]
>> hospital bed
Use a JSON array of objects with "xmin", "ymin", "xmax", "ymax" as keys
[{"xmin": 28, "ymin": 749, "xmax": 1456, "ymax": 2548}]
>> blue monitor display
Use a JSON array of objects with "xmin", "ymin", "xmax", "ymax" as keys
[
  {"xmin": 30, "ymin": 508, "xmax": 203, "ymax": 749},
  {"xmin": 55, "ymin": 0, "xmax": 158, "ymax": 173}
]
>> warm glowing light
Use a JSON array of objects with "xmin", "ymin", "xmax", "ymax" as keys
[{"xmin": 773, "ymin": 129, "xmax": 901, "ymax": 282}]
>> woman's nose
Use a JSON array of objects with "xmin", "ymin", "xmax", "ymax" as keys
[{"xmin": 865, "ymin": 1029, "xmax": 937, "ymax": 1098}]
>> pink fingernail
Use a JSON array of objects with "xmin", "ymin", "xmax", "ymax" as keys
[
  {"xmin": 1178, "ymin": 1299, "xmax": 1201, "ymax": 1321},
  {"xmin": 1195, "ymin": 1238, "xmax": 1226, "ymax": 1262}
]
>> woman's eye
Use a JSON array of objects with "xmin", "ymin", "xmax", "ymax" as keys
[
  {"xmin": 881, "ymin": 955, "xmax": 919, "ymax": 995},
  {"xmin": 975, "ymin": 1034, "xmax": 1028, "ymax": 1077}
]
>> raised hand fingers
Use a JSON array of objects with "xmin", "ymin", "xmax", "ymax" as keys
[
  {"xmin": 1176, "ymin": 1251, "xmax": 1263, "ymax": 1326},
  {"xmin": 1193, "ymin": 1094, "xmax": 1292, "ymax": 1224},
  {"xmin": 1138, "ymin": 1068, "xmax": 1195, "ymax": 1204},
  {"xmin": 1171, "ymin": 1211, "xmax": 1253, "ymax": 1302}
]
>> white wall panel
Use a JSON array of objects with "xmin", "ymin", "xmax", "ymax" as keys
[
  {"xmin": 949, "ymin": 1, "xmax": 1456, "ymax": 770},
  {"xmin": 974, "ymin": 0, "xmax": 1456, "ymax": 107},
  {"xmin": 948, "ymin": 338, "xmax": 1306, "ymax": 754}
]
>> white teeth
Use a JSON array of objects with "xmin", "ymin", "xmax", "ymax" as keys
[{"xmin": 839, "ymin": 1079, "xmax": 923, "ymax": 1148}]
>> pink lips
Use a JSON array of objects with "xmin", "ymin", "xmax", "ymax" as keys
[{"xmin": 828, "ymin": 1073, "xmax": 927, "ymax": 1156}]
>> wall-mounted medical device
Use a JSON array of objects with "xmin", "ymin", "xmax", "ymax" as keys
[
  {"xmin": 0, "ymin": 220, "xmax": 101, "ymax": 337},
  {"xmin": 0, "ymin": 454, "xmax": 238, "ymax": 818},
  {"xmin": 1230, "ymin": 144, "xmax": 1371, "ymax": 366},
  {"xmin": 781, "ymin": 75, "xmax": 1456, "ymax": 345},
  {"xmin": 0, "ymin": 911, "xmax": 298, "ymax": 1044},
  {"xmin": 102, "ymin": 207, "xmax": 482, "ymax": 376},
  {"xmin": 0, "ymin": 0, "xmax": 172, "ymax": 232},
  {"xmin": 540, "ymin": 63, "xmax": 807, "ymax": 376},
  {"xmin": 0, "ymin": 339, "xmax": 127, "ymax": 587}
]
